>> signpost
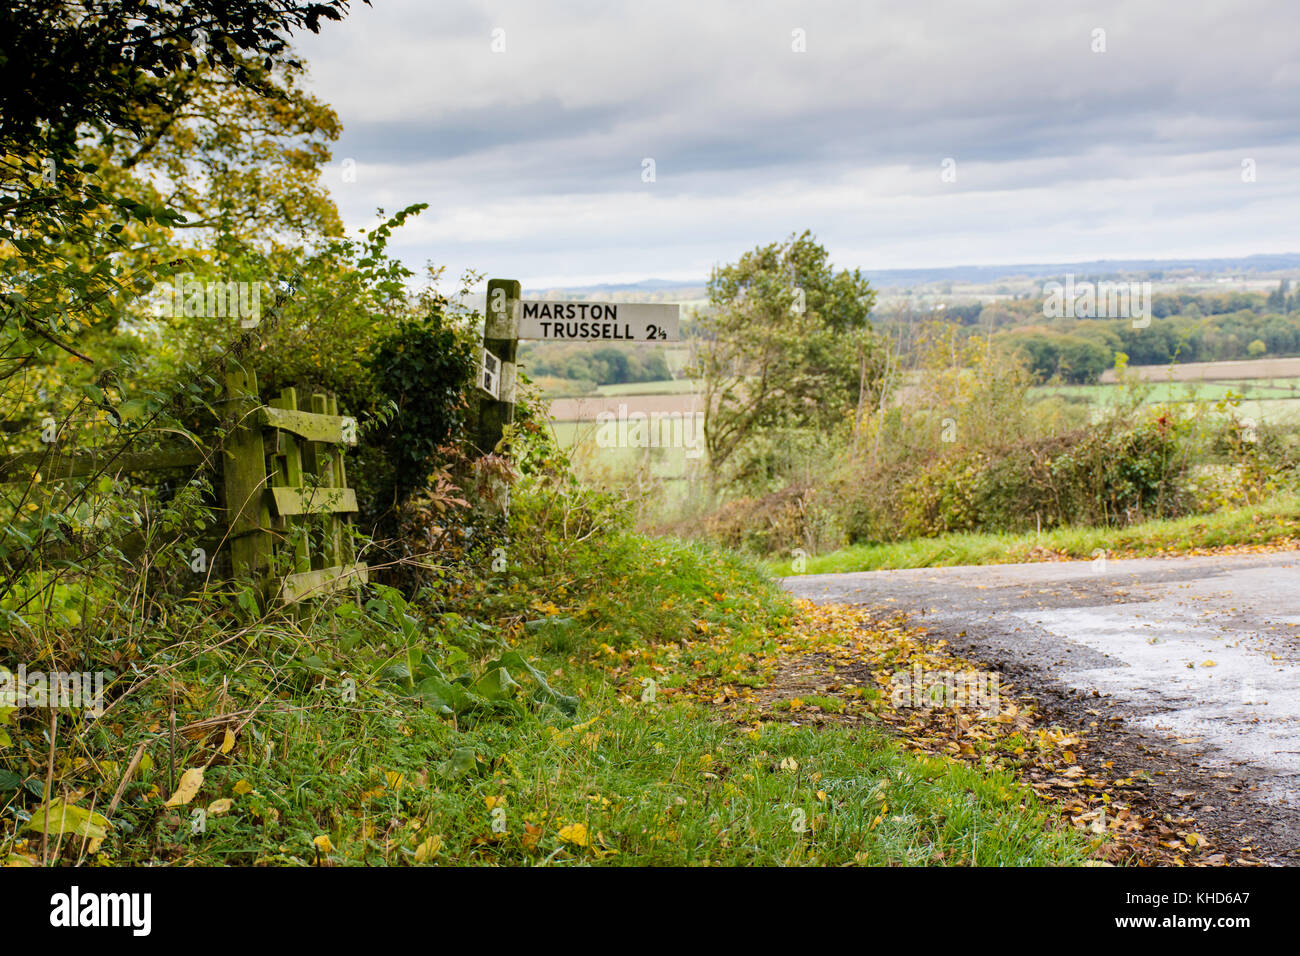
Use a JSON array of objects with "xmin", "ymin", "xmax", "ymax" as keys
[
  {"xmin": 476, "ymin": 278, "xmax": 520, "ymax": 454},
  {"xmin": 517, "ymin": 301, "xmax": 680, "ymax": 343},
  {"xmin": 476, "ymin": 280, "xmax": 681, "ymax": 454}
]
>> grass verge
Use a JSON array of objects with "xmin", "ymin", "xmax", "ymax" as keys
[
  {"xmin": 764, "ymin": 494, "xmax": 1300, "ymax": 577},
  {"xmin": 2, "ymin": 534, "xmax": 1090, "ymax": 866}
]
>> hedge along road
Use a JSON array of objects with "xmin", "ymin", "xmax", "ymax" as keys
[{"xmin": 782, "ymin": 549, "xmax": 1300, "ymax": 863}]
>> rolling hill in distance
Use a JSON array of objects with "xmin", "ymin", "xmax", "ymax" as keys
[{"xmin": 529, "ymin": 253, "xmax": 1300, "ymax": 301}]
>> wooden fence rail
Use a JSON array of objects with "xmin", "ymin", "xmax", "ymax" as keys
[{"xmin": 1, "ymin": 360, "xmax": 367, "ymax": 605}]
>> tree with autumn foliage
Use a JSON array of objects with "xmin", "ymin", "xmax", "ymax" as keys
[{"xmin": 693, "ymin": 230, "xmax": 884, "ymax": 491}]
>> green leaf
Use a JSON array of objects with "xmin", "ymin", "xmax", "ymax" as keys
[
  {"xmin": 23, "ymin": 800, "xmax": 110, "ymax": 840},
  {"xmin": 470, "ymin": 666, "xmax": 519, "ymax": 702},
  {"xmin": 415, "ymin": 676, "xmax": 461, "ymax": 716},
  {"xmin": 115, "ymin": 398, "xmax": 148, "ymax": 421},
  {"xmin": 441, "ymin": 747, "xmax": 487, "ymax": 778},
  {"xmin": 491, "ymin": 651, "xmax": 580, "ymax": 717}
]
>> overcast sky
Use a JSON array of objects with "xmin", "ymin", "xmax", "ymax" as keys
[{"xmin": 294, "ymin": 1, "xmax": 1300, "ymax": 289}]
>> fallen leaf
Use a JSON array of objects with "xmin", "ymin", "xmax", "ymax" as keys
[
  {"xmin": 558, "ymin": 822, "xmax": 589, "ymax": 847},
  {"xmin": 23, "ymin": 800, "xmax": 110, "ymax": 841},
  {"xmin": 164, "ymin": 767, "xmax": 204, "ymax": 808},
  {"xmin": 413, "ymin": 835, "xmax": 442, "ymax": 862}
]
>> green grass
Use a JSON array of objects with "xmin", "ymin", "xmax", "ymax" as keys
[
  {"xmin": 1035, "ymin": 378, "xmax": 1300, "ymax": 404},
  {"xmin": 191, "ymin": 683, "xmax": 1086, "ymax": 866},
  {"xmin": 595, "ymin": 378, "xmax": 700, "ymax": 396},
  {"xmin": 764, "ymin": 493, "xmax": 1300, "ymax": 577},
  {"xmin": 1031, "ymin": 380, "xmax": 1300, "ymax": 425},
  {"xmin": 11, "ymin": 530, "xmax": 1091, "ymax": 867}
]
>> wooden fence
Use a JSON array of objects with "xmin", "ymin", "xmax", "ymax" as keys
[{"xmin": 0, "ymin": 360, "xmax": 367, "ymax": 605}]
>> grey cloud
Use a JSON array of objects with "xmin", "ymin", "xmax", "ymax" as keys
[{"xmin": 298, "ymin": 0, "xmax": 1300, "ymax": 281}]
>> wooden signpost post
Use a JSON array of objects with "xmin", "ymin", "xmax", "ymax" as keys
[
  {"xmin": 477, "ymin": 278, "xmax": 520, "ymax": 454},
  {"xmin": 476, "ymin": 279, "xmax": 682, "ymax": 453}
]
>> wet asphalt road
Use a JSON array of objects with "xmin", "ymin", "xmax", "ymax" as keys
[{"xmin": 781, "ymin": 550, "xmax": 1300, "ymax": 857}]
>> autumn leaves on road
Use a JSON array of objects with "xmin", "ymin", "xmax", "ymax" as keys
[{"xmin": 681, "ymin": 600, "xmax": 1245, "ymax": 866}]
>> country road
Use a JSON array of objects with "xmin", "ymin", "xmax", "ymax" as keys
[{"xmin": 781, "ymin": 549, "xmax": 1300, "ymax": 862}]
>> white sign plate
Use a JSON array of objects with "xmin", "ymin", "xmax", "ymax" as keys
[
  {"xmin": 479, "ymin": 348, "xmax": 501, "ymax": 399},
  {"xmin": 517, "ymin": 301, "xmax": 680, "ymax": 342}
]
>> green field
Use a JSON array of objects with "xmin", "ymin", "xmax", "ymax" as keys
[
  {"xmin": 595, "ymin": 378, "xmax": 699, "ymax": 396},
  {"xmin": 1036, "ymin": 377, "xmax": 1300, "ymax": 404},
  {"xmin": 546, "ymin": 372, "xmax": 1300, "ymax": 505},
  {"xmin": 1034, "ymin": 378, "xmax": 1300, "ymax": 425}
]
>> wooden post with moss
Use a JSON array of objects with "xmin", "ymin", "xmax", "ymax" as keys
[
  {"xmin": 477, "ymin": 278, "xmax": 520, "ymax": 454},
  {"xmin": 223, "ymin": 361, "xmax": 272, "ymax": 584}
]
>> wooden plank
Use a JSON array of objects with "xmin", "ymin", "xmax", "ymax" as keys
[
  {"xmin": 223, "ymin": 362, "xmax": 272, "ymax": 582},
  {"xmin": 279, "ymin": 562, "xmax": 368, "ymax": 605},
  {"xmin": 0, "ymin": 447, "xmax": 205, "ymax": 482},
  {"xmin": 257, "ymin": 405, "xmax": 357, "ymax": 445},
  {"xmin": 269, "ymin": 485, "xmax": 358, "ymax": 516},
  {"xmin": 270, "ymin": 388, "xmax": 311, "ymax": 574},
  {"xmin": 328, "ymin": 394, "xmax": 356, "ymax": 566},
  {"xmin": 311, "ymin": 392, "xmax": 343, "ymax": 568}
]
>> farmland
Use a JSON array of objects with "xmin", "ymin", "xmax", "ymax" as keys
[{"xmin": 543, "ymin": 356, "xmax": 1300, "ymax": 485}]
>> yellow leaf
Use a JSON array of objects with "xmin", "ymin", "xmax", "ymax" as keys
[
  {"xmin": 485, "ymin": 795, "xmax": 504, "ymax": 809},
  {"xmin": 313, "ymin": 834, "xmax": 334, "ymax": 854},
  {"xmin": 384, "ymin": 771, "xmax": 404, "ymax": 789},
  {"xmin": 23, "ymin": 800, "xmax": 110, "ymax": 840},
  {"xmin": 164, "ymin": 767, "xmax": 204, "ymax": 808},
  {"xmin": 219, "ymin": 729, "xmax": 236, "ymax": 754},
  {"xmin": 558, "ymin": 822, "xmax": 589, "ymax": 847},
  {"xmin": 207, "ymin": 798, "xmax": 234, "ymax": 815},
  {"xmin": 233, "ymin": 779, "xmax": 254, "ymax": 796},
  {"xmin": 414, "ymin": 835, "xmax": 442, "ymax": 862}
]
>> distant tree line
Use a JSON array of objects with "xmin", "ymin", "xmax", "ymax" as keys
[
  {"xmin": 878, "ymin": 283, "xmax": 1300, "ymax": 383},
  {"xmin": 520, "ymin": 343, "xmax": 672, "ymax": 385}
]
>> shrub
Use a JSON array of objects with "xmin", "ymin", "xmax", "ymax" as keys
[
  {"xmin": 874, "ymin": 412, "xmax": 1195, "ymax": 540},
  {"xmin": 364, "ymin": 309, "xmax": 478, "ymax": 517},
  {"xmin": 702, "ymin": 483, "xmax": 842, "ymax": 556}
]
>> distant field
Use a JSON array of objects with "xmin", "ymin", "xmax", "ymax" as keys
[
  {"xmin": 547, "ymin": 388, "xmax": 709, "ymax": 500},
  {"xmin": 545, "ymin": 358, "xmax": 1300, "ymax": 487},
  {"xmin": 549, "ymin": 418, "xmax": 694, "ymax": 467},
  {"xmin": 596, "ymin": 378, "xmax": 699, "ymax": 396},
  {"xmin": 1033, "ymin": 378, "xmax": 1300, "ymax": 424},
  {"xmin": 1099, "ymin": 356, "xmax": 1300, "ymax": 383},
  {"xmin": 1037, "ymin": 378, "xmax": 1300, "ymax": 403},
  {"xmin": 548, "ymin": 392, "xmax": 703, "ymax": 422}
]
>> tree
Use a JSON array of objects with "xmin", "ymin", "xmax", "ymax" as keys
[
  {"xmin": 1266, "ymin": 281, "xmax": 1286, "ymax": 313},
  {"xmin": 0, "ymin": 0, "xmax": 361, "ymax": 380},
  {"xmin": 693, "ymin": 231, "xmax": 882, "ymax": 487}
]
